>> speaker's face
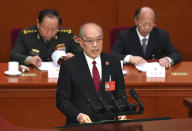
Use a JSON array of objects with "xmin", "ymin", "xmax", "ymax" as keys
[{"xmin": 80, "ymin": 24, "xmax": 103, "ymax": 59}]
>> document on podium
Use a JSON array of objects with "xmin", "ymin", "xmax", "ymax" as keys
[
  {"xmin": 135, "ymin": 63, "xmax": 148, "ymax": 72},
  {"xmin": 135, "ymin": 62, "xmax": 163, "ymax": 72},
  {"xmin": 51, "ymin": 50, "xmax": 66, "ymax": 66},
  {"xmin": 37, "ymin": 50, "xmax": 65, "ymax": 77},
  {"xmin": 38, "ymin": 49, "xmax": 65, "ymax": 71},
  {"xmin": 38, "ymin": 62, "xmax": 60, "ymax": 71},
  {"xmin": 38, "ymin": 62, "xmax": 60, "ymax": 78}
]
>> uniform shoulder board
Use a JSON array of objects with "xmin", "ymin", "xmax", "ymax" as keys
[
  {"xmin": 58, "ymin": 28, "xmax": 72, "ymax": 34},
  {"xmin": 23, "ymin": 29, "xmax": 37, "ymax": 35}
]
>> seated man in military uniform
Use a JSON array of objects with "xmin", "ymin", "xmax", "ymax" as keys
[{"xmin": 10, "ymin": 9, "xmax": 82, "ymax": 67}]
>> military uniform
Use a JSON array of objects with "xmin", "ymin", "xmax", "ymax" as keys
[{"xmin": 9, "ymin": 25, "xmax": 82, "ymax": 65}]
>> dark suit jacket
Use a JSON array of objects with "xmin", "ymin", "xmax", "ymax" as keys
[
  {"xmin": 110, "ymin": 26, "xmax": 181, "ymax": 64},
  {"xmin": 56, "ymin": 52, "xmax": 126, "ymax": 126}
]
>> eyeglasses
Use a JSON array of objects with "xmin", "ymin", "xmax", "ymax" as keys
[{"xmin": 82, "ymin": 38, "xmax": 103, "ymax": 45}]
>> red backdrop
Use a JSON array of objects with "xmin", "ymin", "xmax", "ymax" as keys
[{"xmin": 0, "ymin": 0, "xmax": 192, "ymax": 62}]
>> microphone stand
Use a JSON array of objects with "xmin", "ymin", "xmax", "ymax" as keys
[
  {"xmin": 108, "ymin": 75, "xmax": 121, "ymax": 122},
  {"xmin": 87, "ymin": 74, "xmax": 144, "ymax": 123}
]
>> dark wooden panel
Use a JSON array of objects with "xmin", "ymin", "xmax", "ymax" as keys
[
  {"xmin": 0, "ymin": 62, "xmax": 192, "ymax": 128},
  {"xmin": 0, "ymin": 97, "xmax": 65, "ymax": 128}
]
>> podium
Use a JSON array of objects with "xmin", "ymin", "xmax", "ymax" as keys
[{"xmin": 53, "ymin": 118, "xmax": 192, "ymax": 131}]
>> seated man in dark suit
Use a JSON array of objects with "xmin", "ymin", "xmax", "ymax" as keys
[
  {"xmin": 111, "ymin": 6, "xmax": 181, "ymax": 68},
  {"xmin": 56, "ymin": 23, "xmax": 127, "ymax": 126},
  {"xmin": 10, "ymin": 9, "xmax": 82, "ymax": 67}
]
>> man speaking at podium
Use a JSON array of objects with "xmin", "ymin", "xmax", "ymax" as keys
[{"xmin": 56, "ymin": 23, "xmax": 127, "ymax": 126}]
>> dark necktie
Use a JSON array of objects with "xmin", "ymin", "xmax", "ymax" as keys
[
  {"xmin": 92, "ymin": 61, "xmax": 100, "ymax": 92},
  {"xmin": 142, "ymin": 38, "xmax": 147, "ymax": 55}
]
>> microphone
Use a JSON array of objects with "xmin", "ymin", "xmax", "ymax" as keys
[
  {"xmin": 129, "ymin": 88, "xmax": 144, "ymax": 111},
  {"xmin": 97, "ymin": 93, "xmax": 109, "ymax": 111},
  {"xmin": 107, "ymin": 75, "xmax": 121, "ymax": 111},
  {"xmin": 122, "ymin": 95, "xmax": 132, "ymax": 110},
  {"xmin": 107, "ymin": 88, "xmax": 121, "ymax": 111}
]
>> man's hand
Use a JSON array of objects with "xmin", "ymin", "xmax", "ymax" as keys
[
  {"xmin": 130, "ymin": 56, "xmax": 147, "ymax": 65},
  {"xmin": 159, "ymin": 57, "xmax": 171, "ymax": 68},
  {"xmin": 64, "ymin": 52, "xmax": 75, "ymax": 60},
  {"xmin": 77, "ymin": 113, "xmax": 92, "ymax": 124},
  {"xmin": 28, "ymin": 56, "xmax": 42, "ymax": 67},
  {"xmin": 118, "ymin": 115, "xmax": 127, "ymax": 120}
]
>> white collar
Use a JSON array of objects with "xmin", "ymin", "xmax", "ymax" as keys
[
  {"xmin": 84, "ymin": 52, "xmax": 101, "ymax": 65},
  {"xmin": 136, "ymin": 27, "xmax": 150, "ymax": 41}
]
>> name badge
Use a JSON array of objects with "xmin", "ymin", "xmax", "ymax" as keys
[
  {"xmin": 48, "ymin": 68, "xmax": 60, "ymax": 78},
  {"xmin": 146, "ymin": 62, "xmax": 165, "ymax": 77},
  {"xmin": 105, "ymin": 81, "xmax": 116, "ymax": 91}
]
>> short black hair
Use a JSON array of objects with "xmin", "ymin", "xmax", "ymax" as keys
[
  {"xmin": 38, "ymin": 9, "xmax": 62, "ymax": 25},
  {"xmin": 135, "ymin": 7, "xmax": 157, "ymax": 20}
]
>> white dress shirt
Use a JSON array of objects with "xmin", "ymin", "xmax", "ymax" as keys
[
  {"xmin": 123, "ymin": 28, "xmax": 149, "ymax": 63},
  {"xmin": 123, "ymin": 28, "xmax": 172, "ymax": 64},
  {"xmin": 84, "ymin": 52, "xmax": 102, "ymax": 80}
]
